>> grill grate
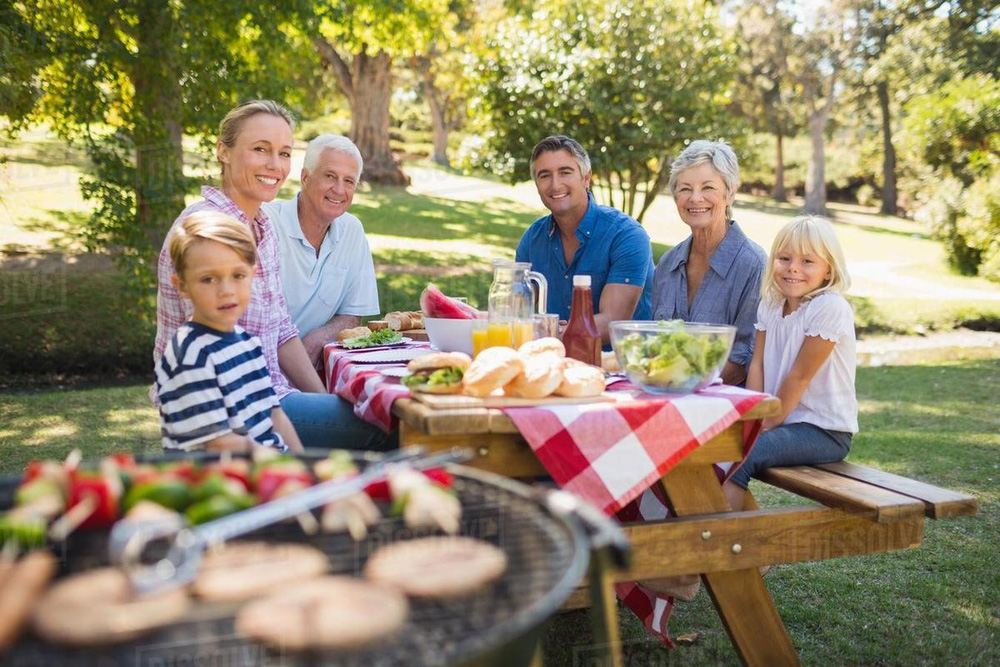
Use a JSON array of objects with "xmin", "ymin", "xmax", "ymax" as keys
[{"xmin": 5, "ymin": 468, "xmax": 589, "ymax": 667}]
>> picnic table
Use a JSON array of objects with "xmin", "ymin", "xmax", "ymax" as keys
[{"xmin": 324, "ymin": 343, "xmax": 978, "ymax": 667}]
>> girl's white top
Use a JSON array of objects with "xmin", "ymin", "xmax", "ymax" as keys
[{"xmin": 755, "ymin": 292, "xmax": 859, "ymax": 434}]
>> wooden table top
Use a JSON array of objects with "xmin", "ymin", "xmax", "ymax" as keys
[{"xmin": 393, "ymin": 393, "xmax": 782, "ymax": 436}]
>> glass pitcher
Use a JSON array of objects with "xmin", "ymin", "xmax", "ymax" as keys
[{"xmin": 487, "ymin": 260, "xmax": 549, "ymax": 347}]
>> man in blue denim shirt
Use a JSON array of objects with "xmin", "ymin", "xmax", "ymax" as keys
[{"xmin": 515, "ymin": 136, "xmax": 654, "ymax": 345}]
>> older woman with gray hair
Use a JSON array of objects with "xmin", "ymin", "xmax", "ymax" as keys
[{"xmin": 651, "ymin": 140, "xmax": 767, "ymax": 385}]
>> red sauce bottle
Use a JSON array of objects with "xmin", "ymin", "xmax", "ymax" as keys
[{"xmin": 561, "ymin": 275, "xmax": 601, "ymax": 366}]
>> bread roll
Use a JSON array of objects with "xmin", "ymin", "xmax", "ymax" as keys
[
  {"xmin": 367, "ymin": 320, "xmax": 389, "ymax": 331},
  {"xmin": 408, "ymin": 312, "xmax": 424, "ymax": 329},
  {"xmin": 601, "ymin": 350, "xmax": 621, "ymax": 373},
  {"xmin": 518, "ymin": 337, "xmax": 565, "ymax": 358},
  {"xmin": 385, "ymin": 312, "xmax": 413, "ymax": 331},
  {"xmin": 462, "ymin": 347, "xmax": 524, "ymax": 397},
  {"xmin": 554, "ymin": 364, "xmax": 606, "ymax": 398},
  {"xmin": 337, "ymin": 326, "xmax": 371, "ymax": 342},
  {"xmin": 504, "ymin": 352, "xmax": 565, "ymax": 398}
]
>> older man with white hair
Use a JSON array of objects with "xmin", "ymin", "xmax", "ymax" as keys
[{"xmin": 265, "ymin": 134, "xmax": 380, "ymax": 366}]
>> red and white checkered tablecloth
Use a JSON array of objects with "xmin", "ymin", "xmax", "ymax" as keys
[
  {"xmin": 323, "ymin": 344, "xmax": 769, "ymax": 645},
  {"xmin": 504, "ymin": 383, "xmax": 767, "ymax": 645},
  {"xmin": 323, "ymin": 342, "xmax": 432, "ymax": 432}
]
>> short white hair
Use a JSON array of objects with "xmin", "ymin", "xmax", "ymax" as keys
[
  {"xmin": 669, "ymin": 140, "xmax": 741, "ymax": 221},
  {"xmin": 303, "ymin": 134, "xmax": 363, "ymax": 180}
]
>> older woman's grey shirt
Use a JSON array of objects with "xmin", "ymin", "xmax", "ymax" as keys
[{"xmin": 651, "ymin": 220, "xmax": 767, "ymax": 369}]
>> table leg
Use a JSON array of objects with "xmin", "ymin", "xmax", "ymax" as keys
[
  {"xmin": 661, "ymin": 465, "xmax": 800, "ymax": 666},
  {"xmin": 587, "ymin": 552, "xmax": 624, "ymax": 667}
]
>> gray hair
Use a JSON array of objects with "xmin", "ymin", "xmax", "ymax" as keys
[
  {"xmin": 303, "ymin": 134, "xmax": 363, "ymax": 180},
  {"xmin": 668, "ymin": 140, "xmax": 741, "ymax": 221},
  {"xmin": 529, "ymin": 135, "xmax": 591, "ymax": 181}
]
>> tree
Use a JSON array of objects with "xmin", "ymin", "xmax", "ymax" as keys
[
  {"xmin": 0, "ymin": 0, "xmax": 51, "ymax": 131},
  {"xmin": 731, "ymin": 0, "xmax": 802, "ymax": 202},
  {"xmin": 311, "ymin": 0, "xmax": 453, "ymax": 184},
  {"xmin": 473, "ymin": 0, "xmax": 742, "ymax": 221},
  {"xmin": 17, "ymin": 0, "xmax": 312, "ymax": 300},
  {"xmin": 902, "ymin": 74, "xmax": 1000, "ymax": 278},
  {"xmin": 790, "ymin": 1, "xmax": 860, "ymax": 215}
]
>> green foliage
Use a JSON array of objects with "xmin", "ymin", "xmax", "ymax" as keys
[
  {"xmin": 0, "ymin": 271, "xmax": 154, "ymax": 378},
  {"xmin": 903, "ymin": 75, "xmax": 1000, "ymax": 279},
  {"xmin": 0, "ymin": 0, "xmax": 51, "ymax": 131},
  {"xmin": 13, "ymin": 1, "xmax": 318, "ymax": 305},
  {"xmin": 468, "ymin": 0, "xmax": 743, "ymax": 221}
]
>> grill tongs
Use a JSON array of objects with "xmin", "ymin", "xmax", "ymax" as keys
[{"xmin": 108, "ymin": 447, "xmax": 471, "ymax": 596}]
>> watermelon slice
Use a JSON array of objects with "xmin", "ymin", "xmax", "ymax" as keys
[{"xmin": 420, "ymin": 284, "xmax": 485, "ymax": 320}]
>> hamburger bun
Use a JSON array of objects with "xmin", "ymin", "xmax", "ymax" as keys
[
  {"xmin": 403, "ymin": 351, "xmax": 471, "ymax": 394},
  {"xmin": 554, "ymin": 364, "xmax": 606, "ymax": 398},
  {"xmin": 337, "ymin": 326, "xmax": 371, "ymax": 343},
  {"xmin": 518, "ymin": 337, "xmax": 565, "ymax": 358},
  {"xmin": 504, "ymin": 352, "xmax": 565, "ymax": 398},
  {"xmin": 462, "ymin": 347, "xmax": 524, "ymax": 397}
]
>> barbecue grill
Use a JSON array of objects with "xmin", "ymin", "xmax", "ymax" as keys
[{"xmin": 2, "ymin": 451, "xmax": 630, "ymax": 666}]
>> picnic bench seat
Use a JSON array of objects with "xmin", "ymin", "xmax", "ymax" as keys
[{"xmin": 757, "ymin": 461, "xmax": 979, "ymax": 523}]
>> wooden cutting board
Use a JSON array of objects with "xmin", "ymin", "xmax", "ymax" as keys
[{"xmin": 411, "ymin": 391, "xmax": 615, "ymax": 409}]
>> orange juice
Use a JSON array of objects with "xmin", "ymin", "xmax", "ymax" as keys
[
  {"xmin": 486, "ymin": 322, "xmax": 513, "ymax": 348},
  {"xmin": 471, "ymin": 327, "xmax": 490, "ymax": 357},
  {"xmin": 512, "ymin": 321, "xmax": 534, "ymax": 348}
]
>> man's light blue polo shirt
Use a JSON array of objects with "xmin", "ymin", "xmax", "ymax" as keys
[
  {"xmin": 264, "ymin": 196, "xmax": 380, "ymax": 336},
  {"xmin": 515, "ymin": 193, "xmax": 654, "ymax": 322}
]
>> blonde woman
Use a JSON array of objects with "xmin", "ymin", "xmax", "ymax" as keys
[{"xmin": 724, "ymin": 215, "xmax": 857, "ymax": 511}]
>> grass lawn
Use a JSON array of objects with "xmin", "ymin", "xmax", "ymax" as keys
[{"xmin": 1, "ymin": 360, "xmax": 997, "ymax": 664}]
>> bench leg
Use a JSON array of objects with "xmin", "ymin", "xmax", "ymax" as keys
[{"xmin": 661, "ymin": 465, "xmax": 800, "ymax": 667}]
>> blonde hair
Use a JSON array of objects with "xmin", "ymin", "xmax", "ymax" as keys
[
  {"xmin": 217, "ymin": 100, "xmax": 295, "ymax": 175},
  {"xmin": 170, "ymin": 210, "xmax": 257, "ymax": 279},
  {"xmin": 762, "ymin": 215, "xmax": 851, "ymax": 305}
]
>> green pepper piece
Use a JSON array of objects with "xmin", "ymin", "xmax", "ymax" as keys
[{"xmin": 123, "ymin": 479, "xmax": 192, "ymax": 513}]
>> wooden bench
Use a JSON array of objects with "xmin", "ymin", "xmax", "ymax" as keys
[{"xmin": 757, "ymin": 460, "xmax": 978, "ymax": 523}]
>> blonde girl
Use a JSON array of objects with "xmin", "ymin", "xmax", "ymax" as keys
[{"xmin": 724, "ymin": 215, "xmax": 858, "ymax": 511}]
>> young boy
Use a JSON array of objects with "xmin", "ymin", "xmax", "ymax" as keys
[{"xmin": 155, "ymin": 211, "xmax": 304, "ymax": 453}]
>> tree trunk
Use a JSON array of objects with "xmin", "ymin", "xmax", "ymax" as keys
[
  {"xmin": 877, "ymin": 79, "xmax": 897, "ymax": 215},
  {"xmin": 350, "ymin": 51, "xmax": 409, "ymax": 185},
  {"xmin": 315, "ymin": 40, "xmax": 409, "ymax": 186},
  {"xmin": 133, "ymin": 0, "xmax": 186, "ymax": 252},
  {"xmin": 804, "ymin": 109, "xmax": 828, "ymax": 215},
  {"xmin": 419, "ymin": 65, "xmax": 451, "ymax": 167},
  {"xmin": 772, "ymin": 132, "xmax": 786, "ymax": 202}
]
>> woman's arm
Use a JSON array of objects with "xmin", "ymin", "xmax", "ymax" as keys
[
  {"xmin": 277, "ymin": 336, "xmax": 328, "ymax": 393},
  {"xmin": 271, "ymin": 407, "xmax": 304, "ymax": 453},
  {"xmin": 763, "ymin": 335, "xmax": 836, "ymax": 431}
]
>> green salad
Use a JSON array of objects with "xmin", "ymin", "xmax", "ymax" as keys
[
  {"xmin": 342, "ymin": 328, "xmax": 403, "ymax": 349},
  {"xmin": 615, "ymin": 320, "xmax": 730, "ymax": 390}
]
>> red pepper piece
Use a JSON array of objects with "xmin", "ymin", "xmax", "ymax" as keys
[
  {"xmin": 256, "ymin": 469, "xmax": 313, "ymax": 503},
  {"xmin": 364, "ymin": 468, "xmax": 453, "ymax": 500},
  {"xmin": 204, "ymin": 459, "xmax": 252, "ymax": 492},
  {"xmin": 67, "ymin": 471, "xmax": 120, "ymax": 529}
]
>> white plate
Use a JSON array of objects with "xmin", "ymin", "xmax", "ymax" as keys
[
  {"xmin": 336, "ymin": 337, "xmax": 412, "ymax": 351},
  {"xmin": 348, "ymin": 348, "xmax": 432, "ymax": 364},
  {"xmin": 379, "ymin": 367, "xmax": 411, "ymax": 378}
]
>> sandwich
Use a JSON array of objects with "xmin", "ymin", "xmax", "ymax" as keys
[{"xmin": 401, "ymin": 352, "xmax": 472, "ymax": 394}]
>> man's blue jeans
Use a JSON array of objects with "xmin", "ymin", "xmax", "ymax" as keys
[
  {"xmin": 280, "ymin": 392, "xmax": 397, "ymax": 451},
  {"xmin": 729, "ymin": 421, "xmax": 851, "ymax": 489}
]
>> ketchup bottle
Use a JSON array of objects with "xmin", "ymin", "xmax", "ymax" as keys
[{"xmin": 561, "ymin": 275, "xmax": 601, "ymax": 366}]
